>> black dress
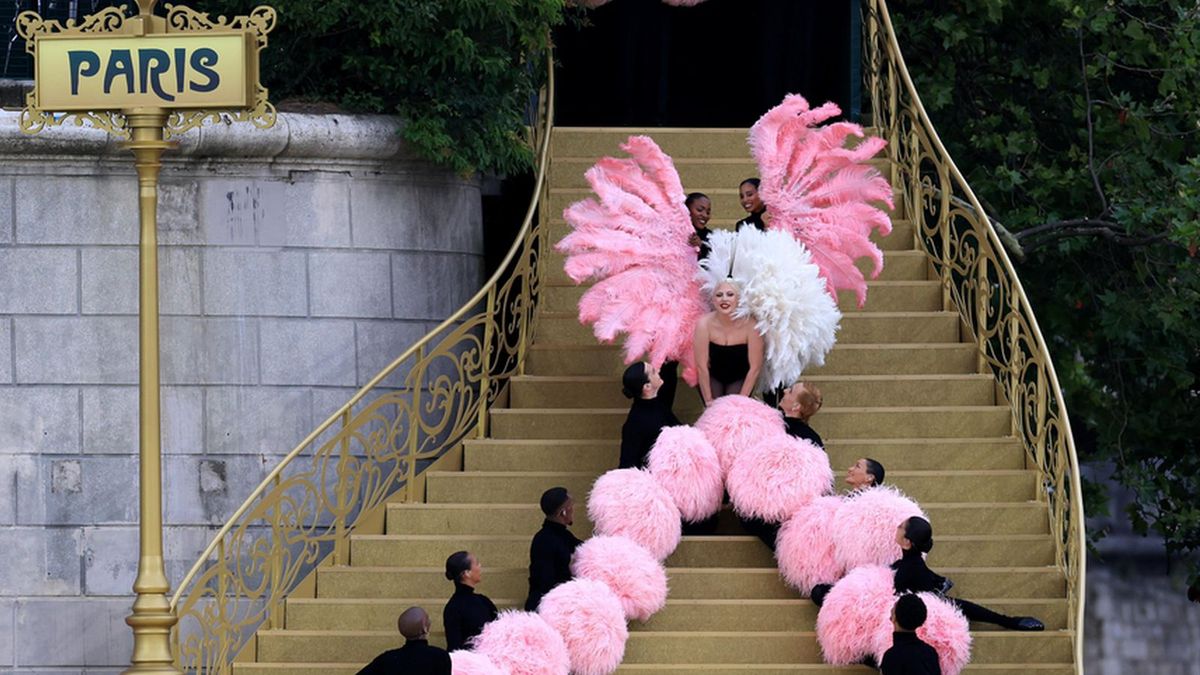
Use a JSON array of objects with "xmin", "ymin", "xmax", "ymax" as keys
[
  {"xmin": 524, "ymin": 520, "xmax": 584, "ymax": 611},
  {"xmin": 735, "ymin": 209, "xmax": 766, "ymax": 232},
  {"xmin": 708, "ymin": 342, "xmax": 750, "ymax": 387},
  {"xmin": 355, "ymin": 639, "xmax": 451, "ymax": 675},
  {"xmin": 784, "ymin": 416, "xmax": 824, "ymax": 448},
  {"xmin": 619, "ymin": 362, "xmax": 680, "ymax": 469},
  {"xmin": 891, "ymin": 548, "xmax": 1023, "ymax": 629},
  {"xmin": 879, "ymin": 631, "xmax": 942, "ymax": 675},
  {"xmin": 443, "ymin": 581, "xmax": 498, "ymax": 652}
]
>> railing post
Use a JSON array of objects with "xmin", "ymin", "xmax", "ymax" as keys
[
  {"xmin": 975, "ymin": 256, "xmax": 989, "ymax": 374},
  {"xmin": 406, "ymin": 345, "xmax": 425, "ymax": 502},
  {"xmin": 1009, "ymin": 295, "xmax": 1023, "ymax": 438},
  {"xmin": 477, "ymin": 286, "xmax": 497, "ymax": 439},
  {"xmin": 517, "ymin": 233, "xmax": 532, "ymax": 376},
  {"xmin": 332, "ymin": 410, "xmax": 351, "ymax": 565},
  {"xmin": 266, "ymin": 475, "xmax": 283, "ymax": 630}
]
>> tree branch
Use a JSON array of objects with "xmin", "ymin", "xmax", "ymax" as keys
[{"xmin": 1079, "ymin": 28, "xmax": 1110, "ymax": 213}]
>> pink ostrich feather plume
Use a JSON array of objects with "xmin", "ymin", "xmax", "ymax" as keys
[
  {"xmin": 726, "ymin": 435, "xmax": 833, "ymax": 522},
  {"xmin": 450, "ymin": 650, "xmax": 504, "ymax": 675},
  {"xmin": 537, "ymin": 579, "xmax": 629, "ymax": 675},
  {"xmin": 831, "ymin": 484, "xmax": 926, "ymax": 573},
  {"xmin": 775, "ymin": 495, "xmax": 843, "ymax": 594},
  {"xmin": 693, "ymin": 395, "xmax": 787, "ymax": 475},
  {"xmin": 556, "ymin": 135, "xmax": 708, "ymax": 384},
  {"xmin": 748, "ymin": 94, "xmax": 894, "ymax": 307},
  {"xmin": 906, "ymin": 593, "xmax": 973, "ymax": 675},
  {"xmin": 472, "ymin": 610, "xmax": 570, "ymax": 675},
  {"xmin": 647, "ymin": 425, "xmax": 724, "ymax": 522},
  {"xmin": 587, "ymin": 468, "xmax": 682, "ymax": 560},
  {"xmin": 572, "ymin": 535, "xmax": 669, "ymax": 622},
  {"xmin": 815, "ymin": 564, "xmax": 896, "ymax": 665}
]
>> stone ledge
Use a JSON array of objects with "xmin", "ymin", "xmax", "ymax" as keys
[{"xmin": 0, "ymin": 109, "xmax": 414, "ymax": 161}]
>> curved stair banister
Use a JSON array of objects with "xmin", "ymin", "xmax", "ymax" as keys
[
  {"xmin": 865, "ymin": 0, "xmax": 1086, "ymax": 669},
  {"xmin": 167, "ymin": 54, "xmax": 555, "ymax": 674}
]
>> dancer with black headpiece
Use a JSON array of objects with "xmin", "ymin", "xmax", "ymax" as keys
[
  {"xmin": 619, "ymin": 361, "xmax": 680, "ymax": 469},
  {"xmin": 524, "ymin": 487, "xmax": 583, "ymax": 611}
]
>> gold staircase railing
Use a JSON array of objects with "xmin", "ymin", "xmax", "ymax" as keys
[
  {"xmin": 167, "ymin": 53, "xmax": 554, "ymax": 674},
  {"xmin": 865, "ymin": 1, "xmax": 1086, "ymax": 670}
]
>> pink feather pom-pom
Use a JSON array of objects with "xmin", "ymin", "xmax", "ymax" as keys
[
  {"xmin": 726, "ymin": 435, "xmax": 833, "ymax": 522},
  {"xmin": 537, "ymin": 579, "xmax": 629, "ymax": 675},
  {"xmin": 571, "ymin": 535, "xmax": 669, "ymax": 621},
  {"xmin": 450, "ymin": 650, "xmax": 504, "ymax": 675},
  {"xmin": 908, "ymin": 593, "xmax": 972, "ymax": 675},
  {"xmin": 647, "ymin": 425, "xmax": 724, "ymax": 522},
  {"xmin": 775, "ymin": 495, "xmax": 843, "ymax": 593},
  {"xmin": 831, "ymin": 485, "xmax": 925, "ymax": 572},
  {"xmin": 588, "ymin": 468, "xmax": 682, "ymax": 560},
  {"xmin": 472, "ymin": 610, "xmax": 571, "ymax": 675},
  {"xmin": 815, "ymin": 565, "xmax": 896, "ymax": 665},
  {"xmin": 694, "ymin": 395, "xmax": 786, "ymax": 474}
]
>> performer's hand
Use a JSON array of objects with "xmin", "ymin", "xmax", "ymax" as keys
[{"xmin": 687, "ymin": 232, "xmax": 702, "ymax": 248}]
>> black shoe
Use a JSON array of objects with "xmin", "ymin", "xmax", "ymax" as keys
[
  {"xmin": 939, "ymin": 577, "xmax": 954, "ymax": 595},
  {"xmin": 1013, "ymin": 617, "xmax": 1045, "ymax": 631}
]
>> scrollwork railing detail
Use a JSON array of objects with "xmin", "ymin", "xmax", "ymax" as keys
[
  {"xmin": 864, "ymin": 2, "xmax": 1085, "ymax": 671},
  {"xmin": 168, "ymin": 54, "xmax": 554, "ymax": 674}
]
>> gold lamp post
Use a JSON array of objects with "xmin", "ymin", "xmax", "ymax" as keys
[{"xmin": 15, "ymin": 1, "xmax": 277, "ymax": 671}]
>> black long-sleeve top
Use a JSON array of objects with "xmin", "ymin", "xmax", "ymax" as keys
[
  {"xmin": 524, "ymin": 520, "xmax": 583, "ymax": 611},
  {"xmin": 619, "ymin": 362, "xmax": 680, "ymax": 469},
  {"xmin": 442, "ymin": 581, "xmax": 498, "ymax": 652},
  {"xmin": 695, "ymin": 227, "xmax": 713, "ymax": 260},
  {"xmin": 879, "ymin": 631, "xmax": 942, "ymax": 675},
  {"xmin": 735, "ymin": 209, "xmax": 766, "ymax": 232},
  {"xmin": 784, "ymin": 416, "xmax": 824, "ymax": 448},
  {"xmin": 891, "ymin": 548, "xmax": 948, "ymax": 595},
  {"xmin": 355, "ymin": 640, "xmax": 451, "ymax": 675}
]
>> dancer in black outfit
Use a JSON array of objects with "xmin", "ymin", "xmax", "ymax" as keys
[
  {"xmin": 618, "ymin": 361, "xmax": 680, "ymax": 469},
  {"xmin": 880, "ymin": 594, "xmax": 942, "ymax": 675},
  {"xmin": 685, "ymin": 192, "xmax": 714, "ymax": 260},
  {"xmin": 356, "ymin": 607, "xmax": 450, "ymax": 675},
  {"xmin": 524, "ymin": 487, "xmax": 584, "ymax": 611},
  {"xmin": 442, "ymin": 551, "xmax": 498, "ymax": 651},
  {"xmin": 734, "ymin": 178, "xmax": 767, "ymax": 231},
  {"xmin": 893, "ymin": 517, "xmax": 1044, "ymax": 631}
]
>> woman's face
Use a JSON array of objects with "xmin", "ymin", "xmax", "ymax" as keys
[
  {"xmin": 465, "ymin": 554, "xmax": 483, "ymax": 585},
  {"xmin": 739, "ymin": 182, "xmax": 763, "ymax": 214},
  {"xmin": 688, "ymin": 197, "xmax": 711, "ymax": 230},
  {"xmin": 895, "ymin": 523, "xmax": 910, "ymax": 550},
  {"xmin": 713, "ymin": 282, "xmax": 739, "ymax": 316}
]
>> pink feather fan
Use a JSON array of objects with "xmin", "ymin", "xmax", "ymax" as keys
[
  {"xmin": 449, "ymin": 650, "xmax": 504, "ymax": 675},
  {"xmin": 472, "ymin": 610, "xmax": 571, "ymax": 675},
  {"xmin": 556, "ymin": 136, "xmax": 708, "ymax": 384},
  {"xmin": 571, "ymin": 535, "xmax": 669, "ymax": 621},
  {"xmin": 726, "ymin": 434, "xmax": 833, "ymax": 522},
  {"xmin": 749, "ymin": 94, "xmax": 894, "ymax": 307},
  {"xmin": 587, "ymin": 468, "xmax": 682, "ymax": 560},
  {"xmin": 815, "ymin": 564, "xmax": 896, "ymax": 665},
  {"xmin": 694, "ymin": 395, "xmax": 787, "ymax": 475},
  {"xmin": 647, "ymin": 425, "xmax": 724, "ymax": 522},
  {"xmin": 538, "ymin": 579, "xmax": 629, "ymax": 675},
  {"xmin": 831, "ymin": 485, "xmax": 926, "ymax": 573},
  {"xmin": 774, "ymin": 494, "xmax": 843, "ymax": 594},
  {"xmin": 908, "ymin": 592, "xmax": 972, "ymax": 675}
]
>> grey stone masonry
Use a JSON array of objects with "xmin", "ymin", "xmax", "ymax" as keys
[{"xmin": 0, "ymin": 110, "xmax": 484, "ymax": 671}]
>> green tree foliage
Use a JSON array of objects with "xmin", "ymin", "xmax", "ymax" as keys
[
  {"xmin": 209, "ymin": 0, "xmax": 568, "ymax": 175},
  {"xmin": 889, "ymin": 0, "xmax": 1200, "ymax": 575}
]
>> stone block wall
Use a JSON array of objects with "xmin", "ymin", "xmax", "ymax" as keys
[{"xmin": 0, "ymin": 112, "xmax": 484, "ymax": 672}]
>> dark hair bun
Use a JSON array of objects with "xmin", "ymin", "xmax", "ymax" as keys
[{"xmin": 445, "ymin": 550, "xmax": 471, "ymax": 581}]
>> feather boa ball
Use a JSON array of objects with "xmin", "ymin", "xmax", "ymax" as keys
[
  {"xmin": 537, "ymin": 579, "xmax": 629, "ymax": 675},
  {"xmin": 587, "ymin": 468, "xmax": 682, "ymax": 560},
  {"xmin": 647, "ymin": 425, "xmax": 724, "ymax": 522},
  {"xmin": 571, "ymin": 535, "xmax": 669, "ymax": 621},
  {"xmin": 774, "ymin": 495, "xmax": 843, "ymax": 594},
  {"xmin": 831, "ymin": 485, "xmax": 926, "ymax": 572},
  {"xmin": 908, "ymin": 593, "xmax": 972, "ymax": 675},
  {"xmin": 449, "ymin": 650, "xmax": 504, "ymax": 675},
  {"xmin": 472, "ymin": 610, "xmax": 570, "ymax": 675},
  {"xmin": 694, "ymin": 395, "xmax": 786, "ymax": 474},
  {"xmin": 815, "ymin": 565, "xmax": 896, "ymax": 665},
  {"xmin": 726, "ymin": 434, "xmax": 833, "ymax": 522}
]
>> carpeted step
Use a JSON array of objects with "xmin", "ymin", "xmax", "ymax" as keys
[{"xmin": 545, "ymin": 213, "xmax": 913, "ymax": 249}]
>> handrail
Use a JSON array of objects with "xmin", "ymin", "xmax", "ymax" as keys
[
  {"xmin": 167, "ymin": 50, "xmax": 555, "ymax": 673},
  {"xmin": 864, "ymin": 1, "xmax": 1085, "ymax": 671}
]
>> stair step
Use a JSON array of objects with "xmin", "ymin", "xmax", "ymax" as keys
[
  {"xmin": 252, "ymin": 628, "xmax": 1072, "ymax": 664},
  {"xmin": 488, "ymin": 406, "xmax": 1011, "ymax": 441},
  {"xmin": 235, "ymin": 664, "xmax": 1075, "ymax": 675},
  {"xmin": 461, "ymin": 437, "xmax": 1026, "ymax": 473},
  {"xmin": 536, "ymin": 310, "xmax": 959, "ymax": 346},
  {"xmin": 547, "ymin": 249, "xmax": 929, "ymax": 285},
  {"xmin": 425, "ymin": 470, "xmax": 1036, "ymax": 505},
  {"xmin": 315, "ymin": 566, "xmax": 1064, "ymax": 601},
  {"xmin": 385, "ymin": 501, "xmax": 1049, "ymax": 538},
  {"xmin": 508, "ymin": 374, "xmax": 993, "ymax": 409},
  {"xmin": 550, "ymin": 127, "xmax": 885, "ymax": 160},
  {"xmin": 541, "ymin": 280, "xmax": 942, "ymax": 314},
  {"xmin": 546, "ymin": 212, "xmax": 913, "ymax": 249},
  {"xmin": 350, "ymin": 533, "xmax": 1052, "ymax": 569},
  {"xmin": 526, "ymin": 343, "xmax": 980, "ymax": 377},
  {"xmin": 548, "ymin": 157, "xmax": 890, "ymax": 191}
]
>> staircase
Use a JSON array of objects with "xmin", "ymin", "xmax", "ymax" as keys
[{"xmin": 230, "ymin": 126, "xmax": 1076, "ymax": 674}]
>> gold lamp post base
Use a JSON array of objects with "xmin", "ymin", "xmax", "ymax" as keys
[{"xmin": 125, "ymin": 586, "xmax": 181, "ymax": 674}]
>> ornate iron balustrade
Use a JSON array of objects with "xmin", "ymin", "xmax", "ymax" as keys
[
  {"xmin": 864, "ymin": 1, "xmax": 1086, "ymax": 670},
  {"xmin": 167, "ymin": 54, "xmax": 554, "ymax": 674}
]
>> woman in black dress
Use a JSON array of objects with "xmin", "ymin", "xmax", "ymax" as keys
[
  {"xmin": 442, "ymin": 550, "xmax": 498, "ymax": 651},
  {"xmin": 734, "ymin": 178, "xmax": 767, "ymax": 231}
]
